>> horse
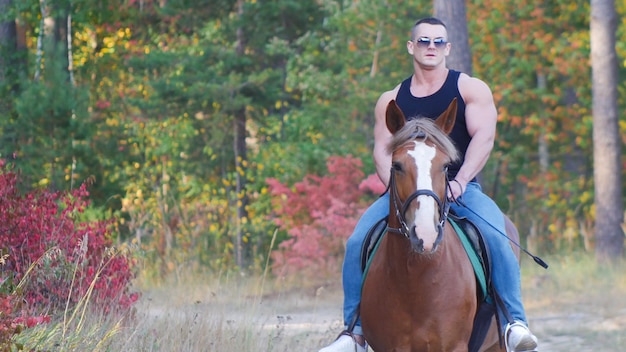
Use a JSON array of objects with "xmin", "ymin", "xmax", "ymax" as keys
[{"xmin": 360, "ymin": 98, "xmax": 521, "ymax": 352}]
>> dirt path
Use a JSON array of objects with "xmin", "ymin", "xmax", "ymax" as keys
[
  {"xmin": 245, "ymin": 279, "xmax": 626, "ymax": 352},
  {"xmin": 126, "ymin": 263, "xmax": 626, "ymax": 352}
]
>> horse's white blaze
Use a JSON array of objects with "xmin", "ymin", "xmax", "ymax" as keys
[{"xmin": 407, "ymin": 141, "xmax": 438, "ymax": 250}]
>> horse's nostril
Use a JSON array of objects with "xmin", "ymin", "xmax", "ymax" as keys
[{"xmin": 410, "ymin": 227, "xmax": 424, "ymax": 252}]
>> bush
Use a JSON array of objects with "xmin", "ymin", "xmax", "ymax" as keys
[
  {"xmin": 0, "ymin": 163, "xmax": 138, "ymax": 319},
  {"xmin": 267, "ymin": 155, "xmax": 379, "ymax": 279}
]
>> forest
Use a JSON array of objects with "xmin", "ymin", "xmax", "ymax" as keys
[{"xmin": 0, "ymin": 2, "xmax": 625, "ymax": 345}]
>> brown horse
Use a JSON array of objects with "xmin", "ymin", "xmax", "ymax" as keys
[{"xmin": 361, "ymin": 99, "xmax": 520, "ymax": 352}]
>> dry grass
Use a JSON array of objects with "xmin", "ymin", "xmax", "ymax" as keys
[
  {"xmin": 521, "ymin": 253, "xmax": 626, "ymax": 351},
  {"xmin": 16, "ymin": 253, "xmax": 626, "ymax": 351},
  {"xmin": 106, "ymin": 271, "xmax": 343, "ymax": 352}
]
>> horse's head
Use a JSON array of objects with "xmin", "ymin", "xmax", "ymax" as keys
[{"xmin": 386, "ymin": 99, "xmax": 459, "ymax": 253}]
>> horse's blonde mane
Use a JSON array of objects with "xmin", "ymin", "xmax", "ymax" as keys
[{"xmin": 386, "ymin": 118, "xmax": 460, "ymax": 163}]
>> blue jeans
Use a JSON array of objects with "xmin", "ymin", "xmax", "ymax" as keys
[{"xmin": 342, "ymin": 182, "xmax": 527, "ymax": 335}]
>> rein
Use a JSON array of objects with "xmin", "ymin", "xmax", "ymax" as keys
[{"xmin": 386, "ymin": 167, "xmax": 451, "ymax": 251}]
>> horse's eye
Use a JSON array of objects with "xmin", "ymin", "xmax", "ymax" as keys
[{"xmin": 392, "ymin": 162, "xmax": 403, "ymax": 172}]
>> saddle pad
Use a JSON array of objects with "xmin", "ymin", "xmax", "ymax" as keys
[{"xmin": 449, "ymin": 218, "xmax": 487, "ymax": 298}]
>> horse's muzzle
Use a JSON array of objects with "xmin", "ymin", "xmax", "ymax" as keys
[{"xmin": 409, "ymin": 226, "xmax": 425, "ymax": 253}]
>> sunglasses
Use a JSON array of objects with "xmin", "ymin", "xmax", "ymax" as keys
[{"xmin": 415, "ymin": 37, "xmax": 448, "ymax": 49}]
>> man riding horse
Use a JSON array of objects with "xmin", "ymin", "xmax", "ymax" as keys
[{"xmin": 318, "ymin": 17, "xmax": 539, "ymax": 352}]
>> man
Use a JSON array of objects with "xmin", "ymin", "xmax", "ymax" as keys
[{"xmin": 319, "ymin": 17, "xmax": 538, "ymax": 352}]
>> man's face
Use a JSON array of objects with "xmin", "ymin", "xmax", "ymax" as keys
[{"xmin": 407, "ymin": 23, "xmax": 450, "ymax": 68}]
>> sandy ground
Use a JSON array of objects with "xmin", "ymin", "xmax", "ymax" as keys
[
  {"xmin": 133, "ymin": 281, "xmax": 625, "ymax": 351},
  {"xmin": 249, "ymin": 284, "xmax": 626, "ymax": 352},
  {"xmin": 129, "ymin": 258, "xmax": 626, "ymax": 352}
]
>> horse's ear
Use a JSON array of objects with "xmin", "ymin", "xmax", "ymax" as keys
[
  {"xmin": 386, "ymin": 100, "xmax": 406, "ymax": 134},
  {"xmin": 434, "ymin": 98, "xmax": 457, "ymax": 135}
]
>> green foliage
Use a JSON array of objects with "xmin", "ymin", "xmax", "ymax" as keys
[
  {"xmin": 0, "ymin": 0, "xmax": 624, "ymax": 278},
  {"xmin": 1, "ymin": 39, "xmax": 89, "ymax": 191},
  {"xmin": 14, "ymin": 73, "xmax": 89, "ymax": 187},
  {"xmin": 469, "ymin": 0, "xmax": 602, "ymax": 251}
]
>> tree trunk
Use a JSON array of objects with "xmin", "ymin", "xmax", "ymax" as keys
[
  {"xmin": 590, "ymin": 0, "xmax": 623, "ymax": 262},
  {"xmin": 0, "ymin": 0, "xmax": 16, "ymax": 84},
  {"xmin": 234, "ymin": 0, "xmax": 249, "ymax": 270},
  {"xmin": 434, "ymin": 0, "xmax": 480, "ymax": 183},
  {"xmin": 536, "ymin": 72, "xmax": 549, "ymax": 174},
  {"xmin": 433, "ymin": 0, "xmax": 472, "ymax": 75}
]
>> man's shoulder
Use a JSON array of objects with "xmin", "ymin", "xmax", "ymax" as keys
[
  {"xmin": 374, "ymin": 84, "xmax": 403, "ymax": 117},
  {"xmin": 458, "ymin": 74, "xmax": 493, "ymax": 99},
  {"xmin": 378, "ymin": 83, "xmax": 402, "ymax": 103},
  {"xmin": 456, "ymin": 71, "xmax": 480, "ymax": 83}
]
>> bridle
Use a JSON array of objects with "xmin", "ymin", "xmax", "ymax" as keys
[{"xmin": 386, "ymin": 165, "xmax": 451, "ymax": 252}]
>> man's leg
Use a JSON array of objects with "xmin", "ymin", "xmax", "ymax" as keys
[
  {"xmin": 319, "ymin": 192, "xmax": 389, "ymax": 352},
  {"xmin": 343, "ymin": 192, "xmax": 389, "ymax": 334},
  {"xmin": 451, "ymin": 183, "xmax": 538, "ymax": 351}
]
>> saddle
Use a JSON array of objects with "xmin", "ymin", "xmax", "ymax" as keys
[{"xmin": 359, "ymin": 213, "xmax": 500, "ymax": 352}]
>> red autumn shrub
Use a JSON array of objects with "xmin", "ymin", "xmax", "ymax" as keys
[
  {"xmin": 267, "ymin": 155, "xmax": 375, "ymax": 279},
  {"xmin": 359, "ymin": 173, "xmax": 386, "ymax": 195},
  {"xmin": 0, "ymin": 165, "xmax": 138, "ymax": 318},
  {"xmin": 0, "ymin": 294, "xmax": 20, "ymax": 350},
  {"xmin": 0, "ymin": 292, "xmax": 50, "ymax": 350}
]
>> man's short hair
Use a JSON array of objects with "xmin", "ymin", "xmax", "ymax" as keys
[
  {"xmin": 411, "ymin": 17, "xmax": 447, "ymax": 41},
  {"xmin": 414, "ymin": 17, "xmax": 447, "ymax": 28}
]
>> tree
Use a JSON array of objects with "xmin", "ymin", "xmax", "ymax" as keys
[
  {"xmin": 590, "ymin": 0, "xmax": 623, "ymax": 261},
  {"xmin": 109, "ymin": 0, "xmax": 331, "ymax": 272},
  {"xmin": 433, "ymin": 0, "xmax": 472, "ymax": 74},
  {"xmin": 0, "ymin": 0, "xmax": 89, "ymax": 193},
  {"xmin": 233, "ymin": 0, "xmax": 248, "ymax": 269},
  {"xmin": 0, "ymin": 0, "xmax": 27, "ymax": 152},
  {"xmin": 467, "ymin": 1, "xmax": 597, "ymax": 253},
  {"xmin": 0, "ymin": 0, "xmax": 15, "ymax": 84}
]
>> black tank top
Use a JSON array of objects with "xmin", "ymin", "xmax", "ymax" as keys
[{"xmin": 395, "ymin": 70, "xmax": 472, "ymax": 180}]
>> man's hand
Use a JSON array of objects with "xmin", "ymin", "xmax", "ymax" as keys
[{"xmin": 447, "ymin": 179, "xmax": 466, "ymax": 201}]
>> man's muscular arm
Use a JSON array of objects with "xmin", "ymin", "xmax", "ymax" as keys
[
  {"xmin": 373, "ymin": 89, "xmax": 399, "ymax": 187},
  {"xmin": 450, "ymin": 74, "xmax": 498, "ymax": 199}
]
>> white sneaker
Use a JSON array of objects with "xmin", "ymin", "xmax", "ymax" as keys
[
  {"xmin": 505, "ymin": 321, "xmax": 539, "ymax": 352},
  {"xmin": 319, "ymin": 332, "xmax": 367, "ymax": 352}
]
